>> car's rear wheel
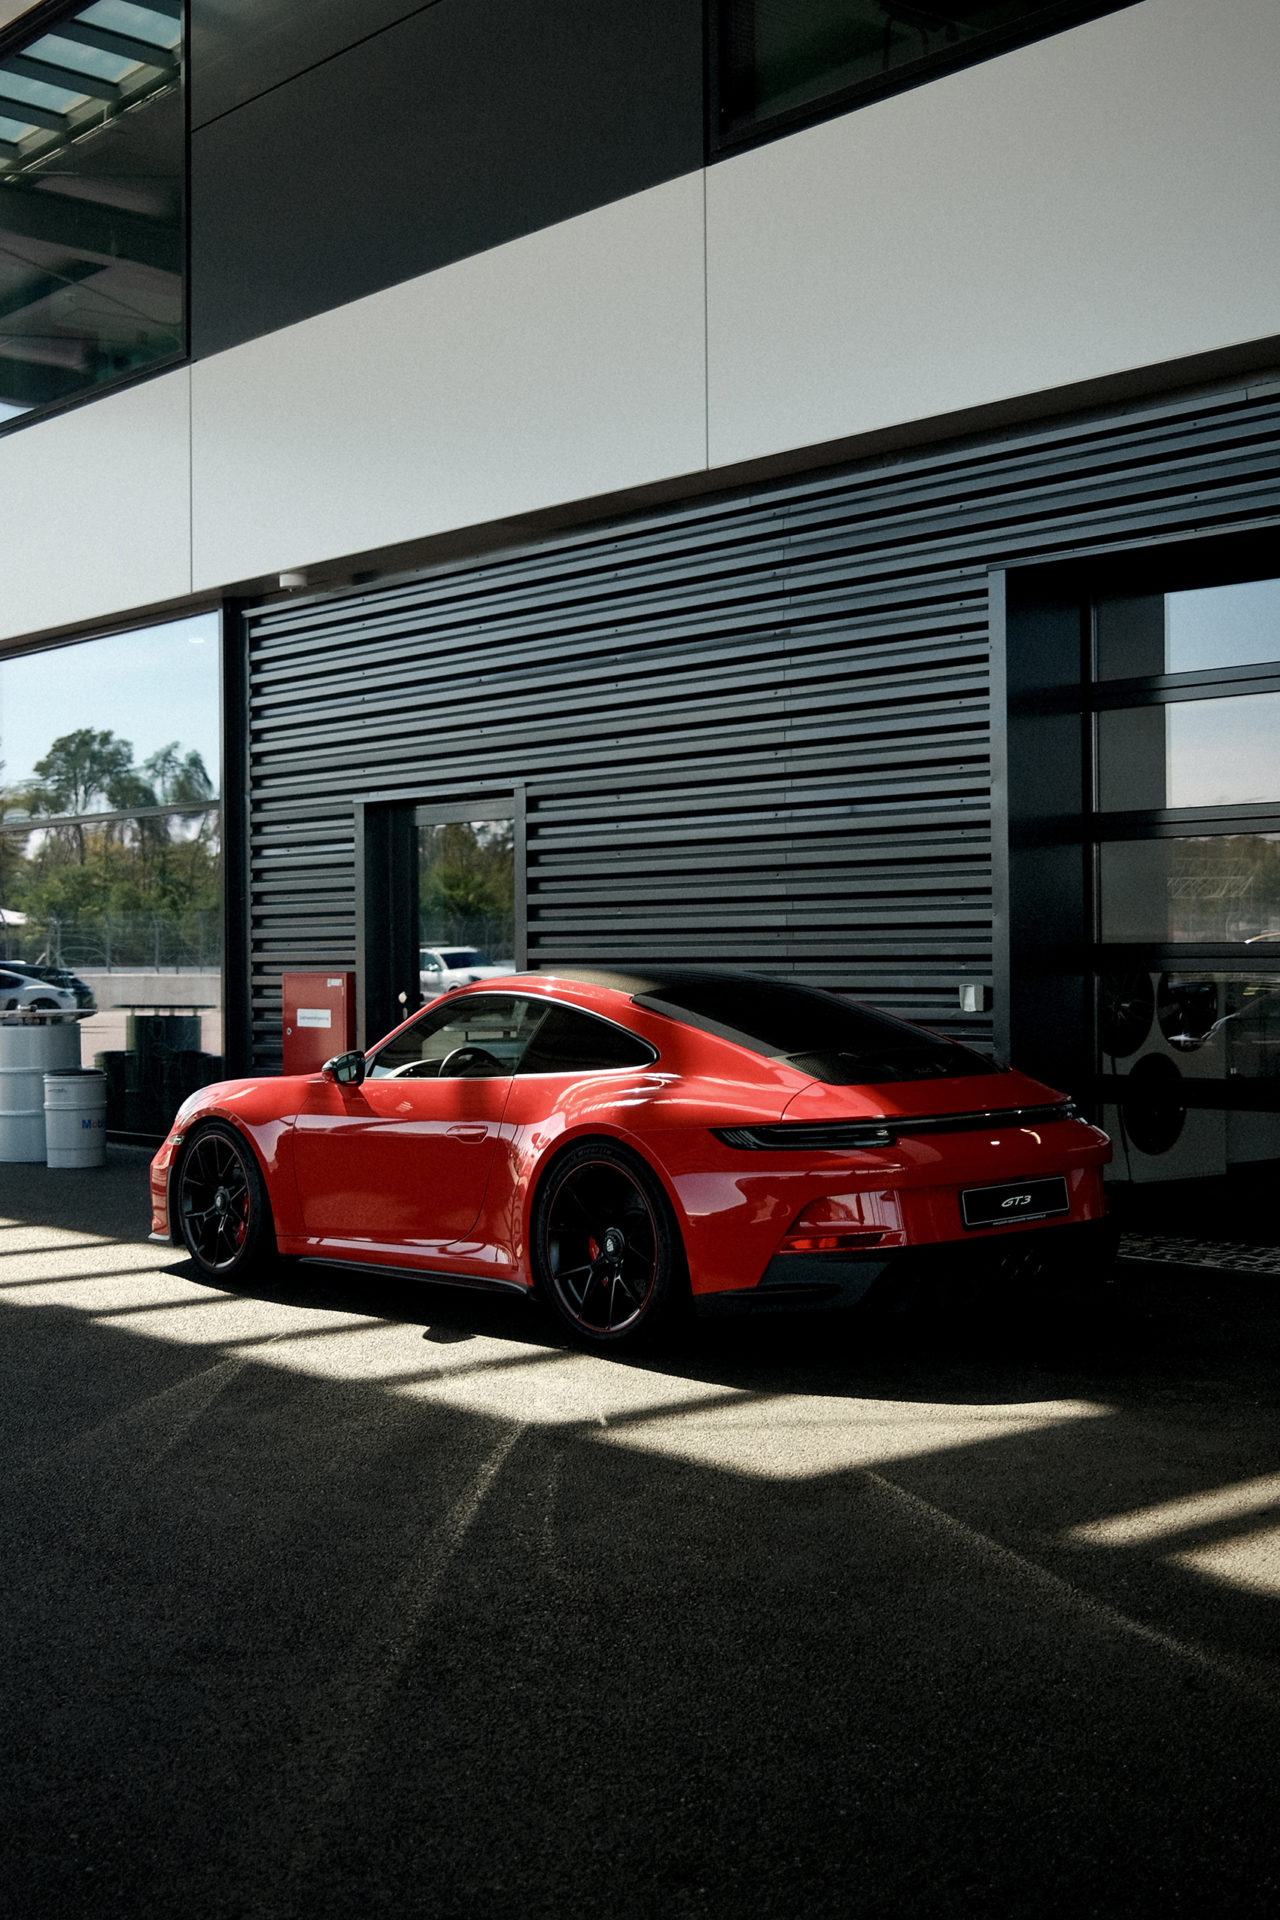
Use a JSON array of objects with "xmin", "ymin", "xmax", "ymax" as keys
[
  {"xmin": 177, "ymin": 1122, "xmax": 276, "ymax": 1280},
  {"xmin": 532, "ymin": 1141, "xmax": 684, "ymax": 1347}
]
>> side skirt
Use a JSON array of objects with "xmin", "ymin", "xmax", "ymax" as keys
[{"xmin": 297, "ymin": 1255, "xmax": 530, "ymax": 1298}]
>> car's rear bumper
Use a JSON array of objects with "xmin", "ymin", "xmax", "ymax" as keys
[{"xmin": 694, "ymin": 1215, "xmax": 1120, "ymax": 1316}]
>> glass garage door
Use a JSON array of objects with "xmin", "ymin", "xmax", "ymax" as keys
[{"xmin": 1092, "ymin": 577, "xmax": 1280, "ymax": 1221}]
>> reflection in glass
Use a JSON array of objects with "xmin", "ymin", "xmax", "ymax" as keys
[
  {"xmin": 1096, "ymin": 578, "xmax": 1280, "ymax": 679},
  {"xmin": 0, "ymin": 808, "xmax": 222, "ymax": 1133},
  {"xmin": 0, "ymin": 613, "xmax": 219, "ymax": 800},
  {"xmin": 417, "ymin": 819, "xmax": 515, "ymax": 979},
  {"xmin": 717, "ymin": 1, "xmax": 1112, "ymax": 137},
  {"xmin": 0, "ymin": 609, "xmax": 222, "ymax": 1135},
  {"xmin": 0, "ymin": 1, "xmax": 184, "ymax": 421},
  {"xmin": 1169, "ymin": 579, "xmax": 1280, "ymax": 674},
  {"xmin": 1098, "ymin": 836, "xmax": 1280, "ymax": 944},
  {"xmin": 1096, "ymin": 968, "xmax": 1280, "ymax": 1184},
  {"xmin": 1096, "ymin": 694, "xmax": 1280, "ymax": 811},
  {"xmin": 1154, "ymin": 972, "xmax": 1280, "ymax": 1077}
]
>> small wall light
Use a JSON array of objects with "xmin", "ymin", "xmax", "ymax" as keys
[
  {"xmin": 278, "ymin": 569, "xmax": 308, "ymax": 590},
  {"xmin": 958, "ymin": 982, "xmax": 993, "ymax": 1014}
]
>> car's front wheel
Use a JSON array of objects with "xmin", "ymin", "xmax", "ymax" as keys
[
  {"xmin": 176, "ymin": 1121, "xmax": 277, "ymax": 1280},
  {"xmin": 532, "ymin": 1141, "xmax": 685, "ymax": 1347}
]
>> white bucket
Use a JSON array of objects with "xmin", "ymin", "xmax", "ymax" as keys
[
  {"xmin": 44, "ymin": 1068, "xmax": 108, "ymax": 1170},
  {"xmin": 0, "ymin": 1022, "xmax": 80, "ymax": 1162}
]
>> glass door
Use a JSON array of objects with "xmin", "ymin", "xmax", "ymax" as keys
[
  {"xmin": 1091, "ymin": 577, "xmax": 1280, "ymax": 1223},
  {"xmin": 416, "ymin": 807, "xmax": 518, "ymax": 1001}
]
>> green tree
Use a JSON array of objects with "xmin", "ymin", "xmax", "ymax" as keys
[{"xmin": 32, "ymin": 729, "xmax": 135, "ymax": 815}]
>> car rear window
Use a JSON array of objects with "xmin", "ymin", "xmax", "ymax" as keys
[
  {"xmin": 516, "ymin": 1005, "xmax": 655, "ymax": 1074},
  {"xmin": 633, "ymin": 977, "xmax": 997, "ymax": 1083}
]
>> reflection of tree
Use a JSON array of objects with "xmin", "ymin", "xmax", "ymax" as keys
[
  {"xmin": 31, "ymin": 728, "xmax": 134, "ymax": 814},
  {"xmin": 1, "ymin": 730, "xmax": 220, "ymax": 967},
  {"xmin": 23, "ymin": 729, "xmax": 215, "ymax": 866},
  {"xmin": 142, "ymin": 743, "xmax": 215, "ymax": 808},
  {"xmin": 419, "ymin": 822, "xmax": 514, "ymax": 953}
]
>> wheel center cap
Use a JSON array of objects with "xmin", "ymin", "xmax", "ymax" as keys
[
  {"xmin": 602, "ymin": 1228, "xmax": 625, "ymax": 1261},
  {"xmin": 215, "ymin": 1187, "xmax": 229, "ymax": 1212}
]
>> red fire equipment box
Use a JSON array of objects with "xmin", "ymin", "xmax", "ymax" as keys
[{"xmin": 282, "ymin": 971, "xmax": 356, "ymax": 1075}]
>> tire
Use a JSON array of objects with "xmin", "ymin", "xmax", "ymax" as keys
[
  {"xmin": 531, "ymin": 1140, "xmax": 686, "ymax": 1348},
  {"xmin": 176, "ymin": 1121, "xmax": 277, "ymax": 1281}
]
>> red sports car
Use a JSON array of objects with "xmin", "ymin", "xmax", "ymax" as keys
[{"xmin": 150, "ymin": 969, "xmax": 1114, "ymax": 1346}]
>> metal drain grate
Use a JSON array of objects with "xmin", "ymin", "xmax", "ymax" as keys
[{"xmin": 1119, "ymin": 1234, "xmax": 1280, "ymax": 1276}]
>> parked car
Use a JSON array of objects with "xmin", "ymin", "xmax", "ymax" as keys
[
  {"xmin": 0, "ymin": 968, "xmax": 78, "ymax": 1015},
  {"xmin": 0, "ymin": 962, "xmax": 96, "ymax": 1009},
  {"xmin": 419, "ymin": 946, "xmax": 513, "ymax": 995},
  {"xmin": 151, "ymin": 967, "xmax": 1114, "ymax": 1348}
]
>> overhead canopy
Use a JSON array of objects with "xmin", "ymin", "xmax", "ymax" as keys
[{"xmin": 0, "ymin": 1, "xmax": 183, "ymax": 417}]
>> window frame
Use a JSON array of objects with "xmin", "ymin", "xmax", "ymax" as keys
[
  {"xmin": 708, "ymin": 1, "xmax": 1141, "ymax": 156},
  {"xmin": 367, "ymin": 990, "xmax": 543, "ymax": 1079},
  {"xmin": 0, "ymin": 0, "xmax": 189, "ymax": 438},
  {"xmin": 997, "ymin": 528, "xmax": 1280, "ymax": 1113},
  {"xmin": 353, "ymin": 784, "xmax": 526, "ymax": 1050},
  {"xmin": 1088, "ymin": 574, "xmax": 1280, "ymax": 941},
  {"xmin": 513, "ymin": 1000, "xmax": 659, "ymax": 1077},
  {"xmin": 368, "ymin": 990, "xmax": 659, "ymax": 1080}
]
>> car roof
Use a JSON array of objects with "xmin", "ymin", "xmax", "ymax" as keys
[{"xmin": 510, "ymin": 966, "xmax": 784, "ymax": 995}]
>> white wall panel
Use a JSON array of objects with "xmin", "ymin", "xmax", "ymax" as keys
[
  {"xmin": 0, "ymin": 369, "xmax": 191, "ymax": 646},
  {"xmin": 707, "ymin": 0, "xmax": 1280, "ymax": 468},
  {"xmin": 191, "ymin": 172, "xmax": 706, "ymax": 588}
]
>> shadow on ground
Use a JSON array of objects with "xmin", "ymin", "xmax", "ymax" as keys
[{"xmin": 1, "ymin": 1149, "xmax": 1278, "ymax": 1917}]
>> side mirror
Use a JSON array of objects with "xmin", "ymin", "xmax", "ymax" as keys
[{"xmin": 322, "ymin": 1049, "xmax": 366, "ymax": 1086}]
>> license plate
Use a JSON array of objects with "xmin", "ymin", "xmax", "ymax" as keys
[{"xmin": 960, "ymin": 1175, "xmax": 1069, "ymax": 1229}]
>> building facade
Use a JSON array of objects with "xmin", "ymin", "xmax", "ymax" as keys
[{"xmin": 0, "ymin": 0, "xmax": 1278, "ymax": 1207}]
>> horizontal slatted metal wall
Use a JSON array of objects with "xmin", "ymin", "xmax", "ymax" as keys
[{"xmin": 244, "ymin": 382, "xmax": 1280, "ymax": 1069}]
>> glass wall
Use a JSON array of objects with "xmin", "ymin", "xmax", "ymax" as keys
[
  {"xmin": 0, "ymin": 1, "xmax": 184, "ymax": 424},
  {"xmin": 1092, "ymin": 574, "xmax": 1280, "ymax": 1203},
  {"xmin": 0, "ymin": 610, "xmax": 222, "ymax": 1134},
  {"xmin": 714, "ymin": 2, "xmax": 1127, "ymax": 147}
]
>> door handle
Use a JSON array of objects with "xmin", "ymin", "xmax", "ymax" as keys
[{"xmin": 446, "ymin": 1124, "xmax": 489, "ymax": 1143}]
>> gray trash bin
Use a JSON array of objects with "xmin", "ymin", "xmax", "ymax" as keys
[{"xmin": 44, "ymin": 1067, "xmax": 108, "ymax": 1169}]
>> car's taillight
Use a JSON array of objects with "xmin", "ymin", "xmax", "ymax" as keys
[{"xmin": 777, "ymin": 1196, "xmax": 884, "ymax": 1254}]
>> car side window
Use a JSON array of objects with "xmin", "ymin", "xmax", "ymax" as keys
[
  {"xmin": 516, "ymin": 1005, "xmax": 656, "ymax": 1074},
  {"xmin": 369, "ymin": 994, "xmax": 544, "ymax": 1078}
]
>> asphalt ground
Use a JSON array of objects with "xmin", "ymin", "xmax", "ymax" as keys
[{"xmin": 1, "ymin": 1148, "xmax": 1278, "ymax": 1919}]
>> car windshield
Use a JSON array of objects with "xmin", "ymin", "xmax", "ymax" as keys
[{"xmin": 633, "ymin": 975, "xmax": 998, "ymax": 1083}]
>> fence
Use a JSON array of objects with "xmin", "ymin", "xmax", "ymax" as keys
[{"xmin": 0, "ymin": 911, "xmax": 223, "ymax": 972}]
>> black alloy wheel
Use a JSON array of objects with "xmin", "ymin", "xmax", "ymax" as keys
[
  {"xmin": 177, "ymin": 1122, "xmax": 276, "ymax": 1279},
  {"xmin": 533, "ymin": 1142, "xmax": 682, "ymax": 1346}
]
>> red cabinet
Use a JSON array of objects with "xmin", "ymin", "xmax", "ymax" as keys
[{"xmin": 281, "ymin": 972, "xmax": 356, "ymax": 1076}]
